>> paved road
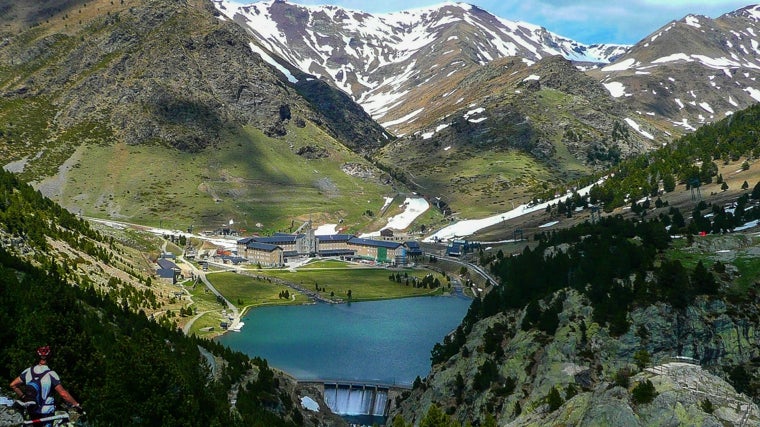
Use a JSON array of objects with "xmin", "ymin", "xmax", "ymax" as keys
[
  {"xmin": 428, "ymin": 253, "xmax": 500, "ymax": 288},
  {"xmin": 182, "ymin": 310, "xmax": 211, "ymax": 334},
  {"xmin": 179, "ymin": 254, "xmax": 240, "ymax": 331}
]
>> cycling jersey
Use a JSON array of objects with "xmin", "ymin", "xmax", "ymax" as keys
[{"xmin": 18, "ymin": 364, "xmax": 60, "ymax": 416}]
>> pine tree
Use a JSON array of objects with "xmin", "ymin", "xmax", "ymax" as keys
[{"xmin": 547, "ymin": 387, "xmax": 563, "ymax": 411}]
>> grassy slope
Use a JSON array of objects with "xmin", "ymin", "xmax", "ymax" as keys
[{"xmin": 57, "ymin": 122, "xmax": 395, "ymax": 232}]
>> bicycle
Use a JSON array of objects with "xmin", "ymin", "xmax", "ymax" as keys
[{"xmin": 11, "ymin": 400, "xmax": 85, "ymax": 427}]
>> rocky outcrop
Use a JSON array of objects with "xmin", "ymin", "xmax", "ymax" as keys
[
  {"xmin": 391, "ymin": 289, "xmax": 760, "ymax": 426},
  {"xmin": 508, "ymin": 363, "xmax": 759, "ymax": 426}
]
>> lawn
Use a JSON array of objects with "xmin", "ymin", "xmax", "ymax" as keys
[
  {"xmin": 663, "ymin": 238, "xmax": 706, "ymax": 270},
  {"xmin": 731, "ymin": 256, "xmax": 760, "ymax": 294},
  {"xmin": 299, "ymin": 259, "xmax": 353, "ymax": 269},
  {"xmin": 207, "ymin": 272, "xmax": 310, "ymax": 308},
  {"xmin": 256, "ymin": 267, "xmax": 450, "ymax": 301}
]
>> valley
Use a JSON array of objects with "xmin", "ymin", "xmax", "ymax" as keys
[{"xmin": 3, "ymin": 0, "xmax": 760, "ymax": 426}]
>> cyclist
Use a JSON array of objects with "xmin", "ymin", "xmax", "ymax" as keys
[{"xmin": 9, "ymin": 346, "xmax": 82, "ymax": 424}]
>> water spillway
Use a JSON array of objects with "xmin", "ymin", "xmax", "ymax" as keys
[{"xmin": 323, "ymin": 383, "xmax": 389, "ymax": 416}]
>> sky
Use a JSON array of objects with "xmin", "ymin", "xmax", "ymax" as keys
[{"xmin": 228, "ymin": 0, "xmax": 755, "ymax": 45}]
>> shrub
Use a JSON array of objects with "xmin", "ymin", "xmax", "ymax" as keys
[
  {"xmin": 631, "ymin": 379, "xmax": 657, "ymax": 405},
  {"xmin": 701, "ymin": 398, "xmax": 715, "ymax": 414},
  {"xmin": 614, "ymin": 367, "xmax": 632, "ymax": 388}
]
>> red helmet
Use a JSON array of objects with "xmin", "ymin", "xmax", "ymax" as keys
[{"xmin": 36, "ymin": 346, "xmax": 51, "ymax": 359}]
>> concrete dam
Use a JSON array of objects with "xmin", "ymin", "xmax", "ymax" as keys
[{"xmin": 299, "ymin": 380, "xmax": 410, "ymax": 417}]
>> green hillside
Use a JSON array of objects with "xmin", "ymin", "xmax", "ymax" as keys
[
  {"xmin": 54, "ymin": 123, "xmax": 393, "ymax": 232},
  {"xmin": 0, "ymin": 0, "xmax": 396, "ymax": 232}
]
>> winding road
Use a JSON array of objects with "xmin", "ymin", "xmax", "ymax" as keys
[{"xmin": 178, "ymin": 253, "xmax": 241, "ymax": 332}]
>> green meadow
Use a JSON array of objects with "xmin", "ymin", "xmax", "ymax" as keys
[
  {"xmin": 254, "ymin": 266, "xmax": 450, "ymax": 302},
  {"xmin": 58, "ymin": 123, "xmax": 397, "ymax": 232}
]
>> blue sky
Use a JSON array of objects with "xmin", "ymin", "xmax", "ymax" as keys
[{"xmin": 228, "ymin": 0, "xmax": 753, "ymax": 45}]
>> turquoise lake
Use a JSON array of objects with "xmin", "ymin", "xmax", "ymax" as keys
[{"xmin": 217, "ymin": 295, "xmax": 471, "ymax": 385}]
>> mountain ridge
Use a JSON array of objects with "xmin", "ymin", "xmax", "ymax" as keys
[{"xmin": 212, "ymin": 0, "xmax": 628, "ymax": 133}]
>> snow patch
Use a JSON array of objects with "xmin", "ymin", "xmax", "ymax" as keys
[
  {"xmin": 745, "ymin": 87, "xmax": 760, "ymax": 102},
  {"xmin": 380, "ymin": 108, "xmax": 424, "ymax": 127},
  {"xmin": 652, "ymin": 53, "xmax": 692, "ymax": 64},
  {"xmin": 603, "ymin": 81, "xmax": 628, "ymax": 98},
  {"xmin": 685, "ymin": 15, "xmax": 701, "ymax": 28},
  {"xmin": 315, "ymin": 224, "xmax": 338, "ymax": 235},
  {"xmin": 372, "ymin": 198, "xmax": 430, "ymax": 234},
  {"xmin": 248, "ymin": 43, "xmax": 298, "ymax": 84},
  {"xmin": 424, "ymin": 179, "xmax": 605, "ymax": 242},
  {"xmin": 624, "ymin": 118, "xmax": 654, "ymax": 140},
  {"xmin": 523, "ymin": 74, "xmax": 540, "ymax": 81},
  {"xmin": 602, "ymin": 58, "xmax": 636, "ymax": 72},
  {"xmin": 301, "ymin": 396, "xmax": 320, "ymax": 412}
]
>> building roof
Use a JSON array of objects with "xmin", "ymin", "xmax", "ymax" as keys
[
  {"xmin": 446, "ymin": 241, "xmax": 462, "ymax": 256},
  {"xmin": 254, "ymin": 235, "xmax": 297, "ymax": 244},
  {"xmin": 157, "ymin": 268, "xmax": 176, "ymax": 279},
  {"xmin": 237, "ymin": 237, "xmax": 257, "ymax": 245},
  {"xmin": 348, "ymin": 237, "xmax": 403, "ymax": 249},
  {"xmin": 246, "ymin": 241, "xmax": 282, "ymax": 252},
  {"xmin": 274, "ymin": 232, "xmax": 305, "ymax": 237},
  {"xmin": 316, "ymin": 234, "xmax": 354, "ymax": 242},
  {"xmin": 405, "ymin": 241, "xmax": 423, "ymax": 255},
  {"xmin": 157, "ymin": 258, "xmax": 178, "ymax": 270}
]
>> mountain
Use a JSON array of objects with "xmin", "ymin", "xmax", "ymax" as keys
[
  {"xmin": 212, "ymin": 0, "xmax": 628, "ymax": 134},
  {"xmin": 0, "ymin": 0, "xmax": 398, "ymax": 232},
  {"xmin": 212, "ymin": 1, "xmax": 760, "ymax": 222},
  {"xmin": 592, "ymin": 5, "xmax": 760, "ymax": 134},
  {"xmin": 373, "ymin": 55, "xmax": 655, "ymax": 218}
]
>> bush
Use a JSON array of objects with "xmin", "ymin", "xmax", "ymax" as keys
[
  {"xmin": 633, "ymin": 349, "xmax": 651, "ymax": 371},
  {"xmin": 614, "ymin": 367, "xmax": 632, "ymax": 388},
  {"xmin": 701, "ymin": 398, "xmax": 715, "ymax": 414},
  {"xmin": 631, "ymin": 379, "xmax": 657, "ymax": 405}
]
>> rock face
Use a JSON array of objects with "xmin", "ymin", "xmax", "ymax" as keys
[
  {"xmin": 0, "ymin": 402, "xmax": 23, "ymax": 427},
  {"xmin": 391, "ymin": 289, "xmax": 760, "ymax": 426}
]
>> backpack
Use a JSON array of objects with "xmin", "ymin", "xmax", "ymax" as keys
[{"xmin": 23, "ymin": 368, "xmax": 50, "ymax": 409}]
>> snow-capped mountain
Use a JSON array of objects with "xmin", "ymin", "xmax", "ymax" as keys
[
  {"xmin": 212, "ymin": 0, "xmax": 628, "ymax": 134},
  {"xmin": 594, "ymin": 5, "xmax": 760, "ymax": 133}
]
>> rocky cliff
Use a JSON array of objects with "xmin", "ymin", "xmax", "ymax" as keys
[{"xmin": 392, "ymin": 289, "xmax": 760, "ymax": 425}]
